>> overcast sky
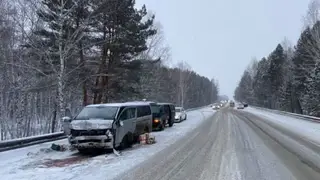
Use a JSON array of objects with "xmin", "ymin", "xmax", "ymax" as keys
[{"xmin": 136, "ymin": 0, "xmax": 309, "ymax": 99}]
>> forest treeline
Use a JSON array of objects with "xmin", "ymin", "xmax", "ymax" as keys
[
  {"xmin": 0, "ymin": 0, "xmax": 218, "ymax": 140},
  {"xmin": 234, "ymin": 0, "xmax": 320, "ymax": 117}
]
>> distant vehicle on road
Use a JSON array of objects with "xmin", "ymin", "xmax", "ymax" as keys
[
  {"xmin": 237, "ymin": 104, "xmax": 245, "ymax": 109},
  {"xmin": 174, "ymin": 107, "xmax": 187, "ymax": 122},
  {"xmin": 212, "ymin": 104, "xmax": 220, "ymax": 110},
  {"xmin": 242, "ymin": 102, "xmax": 248, "ymax": 107},
  {"xmin": 230, "ymin": 101, "xmax": 235, "ymax": 107}
]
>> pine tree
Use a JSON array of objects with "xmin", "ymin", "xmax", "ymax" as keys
[
  {"xmin": 304, "ymin": 63, "xmax": 320, "ymax": 116},
  {"xmin": 267, "ymin": 44, "xmax": 285, "ymax": 109},
  {"xmin": 252, "ymin": 57, "xmax": 270, "ymax": 107},
  {"xmin": 90, "ymin": 0, "xmax": 157, "ymax": 103},
  {"xmin": 234, "ymin": 71, "xmax": 252, "ymax": 103},
  {"xmin": 292, "ymin": 27, "xmax": 317, "ymax": 113}
]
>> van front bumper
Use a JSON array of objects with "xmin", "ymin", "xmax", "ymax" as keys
[{"xmin": 68, "ymin": 135, "xmax": 113, "ymax": 149}]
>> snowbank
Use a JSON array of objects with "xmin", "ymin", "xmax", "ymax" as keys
[
  {"xmin": 244, "ymin": 107, "xmax": 320, "ymax": 146},
  {"xmin": 0, "ymin": 107, "xmax": 215, "ymax": 180}
]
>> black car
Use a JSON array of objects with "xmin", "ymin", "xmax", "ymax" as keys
[
  {"xmin": 242, "ymin": 102, "xmax": 248, "ymax": 107},
  {"xmin": 150, "ymin": 102, "xmax": 175, "ymax": 131}
]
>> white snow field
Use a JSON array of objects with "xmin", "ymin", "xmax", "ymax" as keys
[
  {"xmin": 244, "ymin": 107, "xmax": 320, "ymax": 146},
  {"xmin": 0, "ymin": 107, "xmax": 215, "ymax": 180}
]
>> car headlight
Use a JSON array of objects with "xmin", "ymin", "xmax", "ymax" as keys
[
  {"xmin": 105, "ymin": 129, "xmax": 112, "ymax": 138},
  {"xmin": 153, "ymin": 119, "xmax": 160, "ymax": 123}
]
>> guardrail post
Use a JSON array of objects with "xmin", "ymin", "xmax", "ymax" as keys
[{"xmin": 62, "ymin": 117, "xmax": 72, "ymax": 135}]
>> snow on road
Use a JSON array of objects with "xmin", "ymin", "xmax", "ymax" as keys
[
  {"xmin": 244, "ymin": 107, "xmax": 320, "ymax": 146},
  {"xmin": 117, "ymin": 108, "xmax": 304, "ymax": 180},
  {"xmin": 0, "ymin": 107, "xmax": 215, "ymax": 180}
]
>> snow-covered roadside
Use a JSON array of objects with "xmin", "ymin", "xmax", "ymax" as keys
[
  {"xmin": 243, "ymin": 107, "xmax": 320, "ymax": 146},
  {"xmin": 0, "ymin": 107, "xmax": 215, "ymax": 180}
]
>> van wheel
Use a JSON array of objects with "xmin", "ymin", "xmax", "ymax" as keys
[
  {"xmin": 78, "ymin": 149, "xmax": 90, "ymax": 154},
  {"xmin": 118, "ymin": 135, "xmax": 131, "ymax": 150},
  {"xmin": 144, "ymin": 126, "xmax": 150, "ymax": 133},
  {"xmin": 159, "ymin": 122, "xmax": 165, "ymax": 131}
]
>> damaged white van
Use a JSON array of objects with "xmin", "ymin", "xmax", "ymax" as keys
[{"xmin": 66, "ymin": 102, "xmax": 152, "ymax": 153}]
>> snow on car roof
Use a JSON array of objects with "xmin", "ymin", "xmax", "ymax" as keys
[
  {"xmin": 123, "ymin": 101, "xmax": 155, "ymax": 106},
  {"xmin": 86, "ymin": 101, "xmax": 153, "ymax": 108},
  {"xmin": 125, "ymin": 101, "xmax": 156, "ymax": 104}
]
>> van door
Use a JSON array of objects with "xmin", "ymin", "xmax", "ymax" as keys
[
  {"xmin": 170, "ymin": 105, "xmax": 176, "ymax": 119},
  {"xmin": 115, "ymin": 107, "xmax": 136, "ymax": 146},
  {"xmin": 159, "ymin": 105, "xmax": 166, "ymax": 124},
  {"xmin": 137, "ymin": 106, "xmax": 152, "ymax": 133}
]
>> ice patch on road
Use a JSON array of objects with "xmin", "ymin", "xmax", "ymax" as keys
[{"xmin": 0, "ymin": 107, "xmax": 215, "ymax": 180}]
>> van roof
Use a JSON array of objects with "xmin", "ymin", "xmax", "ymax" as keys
[
  {"xmin": 86, "ymin": 101, "xmax": 153, "ymax": 108},
  {"xmin": 125, "ymin": 101, "xmax": 157, "ymax": 104},
  {"xmin": 157, "ymin": 102, "xmax": 173, "ymax": 105}
]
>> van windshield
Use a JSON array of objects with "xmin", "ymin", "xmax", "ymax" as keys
[{"xmin": 74, "ymin": 106, "xmax": 118, "ymax": 120}]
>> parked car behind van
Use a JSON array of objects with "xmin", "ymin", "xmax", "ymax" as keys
[
  {"xmin": 66, "ymin": 102, "xmax": 152, "ymax": 153},
  {"xmin": 153, "ymin": 103, "xmax": 175, "ymax": 130},
  {"xmin": 174, "ymin": 107, "xmax": 187, "ymax": 122}
]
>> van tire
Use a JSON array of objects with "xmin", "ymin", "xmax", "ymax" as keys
[
  {"xmin": 78, "ymin": 149, "xmax": 90, "ymax": 154},
  {"xmin": 144, "ymin": 126, "xmax": 150, "ymax": 133},
  {"xmin": 118, "ymin": 135, "xmax": 131, "ymax": 150},
  {"xmin": 159, "ymin": 122, "xmax": 165, "ymax": 131}
]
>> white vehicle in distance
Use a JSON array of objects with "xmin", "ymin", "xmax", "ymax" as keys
[
  {"xmin": 237, "ymin": 104, "xmax": 245, "ymax": 109},
  {"xmin": 174, "ymin": 107, "xmax": 187, "ymax": 122},
  {"xmin": 212, "ymin": 104, "xmax": 220, "ymax": 110}
]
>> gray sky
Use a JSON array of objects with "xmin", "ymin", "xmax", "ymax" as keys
[{"xmin": 136, "ymin": 0, "xmax": 309, "ymax": 98}]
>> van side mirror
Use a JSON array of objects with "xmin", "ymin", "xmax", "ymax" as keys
[
  {"xmin": 115, "ymin": 120, "xmax": 124, "ymax": 127},
  {"xmin": 62, "ymin": 116, "xmax": 72, "ymax": 122}
]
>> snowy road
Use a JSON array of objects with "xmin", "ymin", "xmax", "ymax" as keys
[
  {"xmin": 3, "ymin": 106, "xmax": 320, "ymax": 180},
  {"xmin": 116, "ymin": 107, "xmax": 320, "ymax": 180}
]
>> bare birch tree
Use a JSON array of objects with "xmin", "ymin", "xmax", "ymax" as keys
[{"xmin": 176, "ymin": 61, "xmax": 191, "ymax": 107}]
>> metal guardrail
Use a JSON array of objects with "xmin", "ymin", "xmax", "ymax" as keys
[
  {"xmin": 252, "ymin": 106, "xmax": 320, "ymax": 123},
  {"xmin": 0, "ymin": 105, "xmax": 210, "ymax": 152},
  {"xmin": 0, "ymin": 132, "xmax": 66, "ymax": 152}
]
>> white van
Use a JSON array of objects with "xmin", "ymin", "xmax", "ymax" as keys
[{"xmin": 66, "ymin": 102, "xmax": 152, "ymax": 153}]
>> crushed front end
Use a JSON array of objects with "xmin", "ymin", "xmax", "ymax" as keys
[{"xmin": 68, "ymin": 129, "xmax": 114, "ymax": 149}]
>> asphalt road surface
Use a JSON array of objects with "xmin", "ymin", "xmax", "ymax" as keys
[{"xmin": 114, "ymin": 107, "xmax": 320, "ymax": 180}]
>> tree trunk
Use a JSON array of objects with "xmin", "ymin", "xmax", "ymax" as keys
[
  {"xmin": 57, "ymin": 0, "xmax": 65, "ymax": 118},
  {"xmin": 79, "ymin": 42, "xmax": 88, "ymax": 106},
  {"xmin": 52, "ymin": 106, "xmax": 57, "ymax": 133}
]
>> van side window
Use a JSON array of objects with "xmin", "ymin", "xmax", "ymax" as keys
[
  {"xmin": 119, "ymin": 108, "xmax": 136, "ymax": 120},
  {"xmin": 159, "ymin": 106, "xmax": 164, "ymax": 114},
  {"xmin": 137, "ymin": 106, "xmax": 151, "ymax": 117},
  {"xmin": 144, "ymin": 106, "xmax": 151, "ymax": 115}
]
